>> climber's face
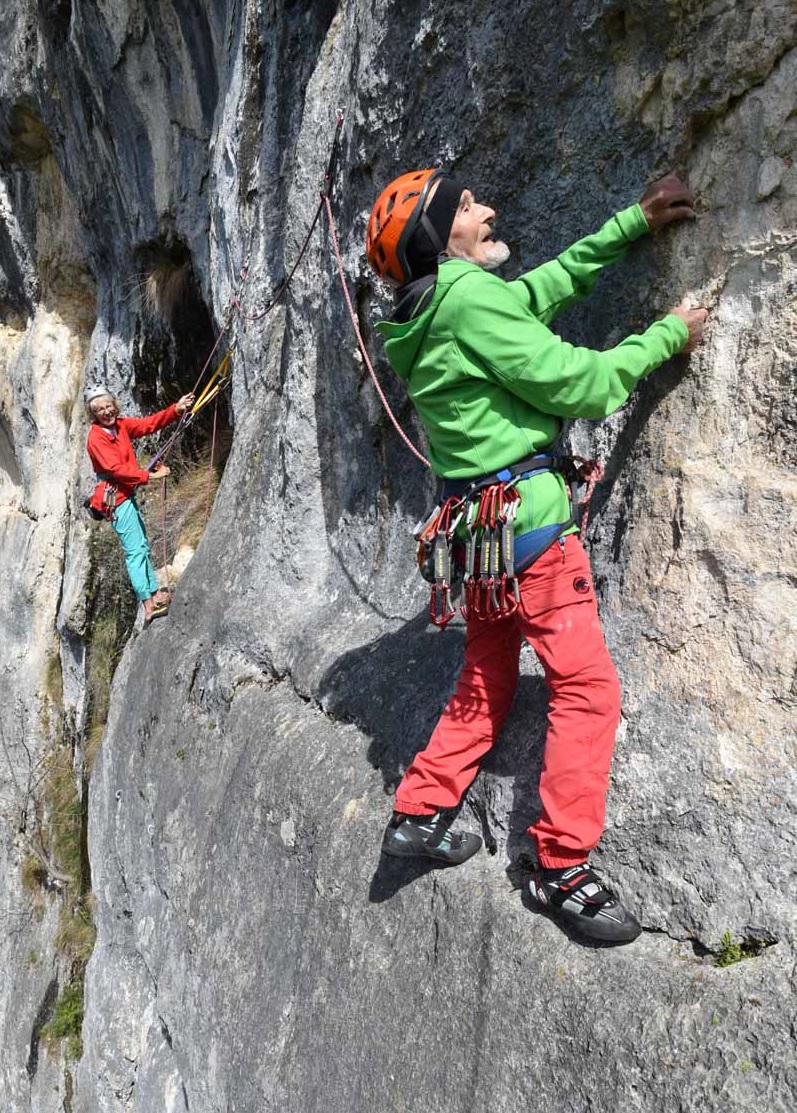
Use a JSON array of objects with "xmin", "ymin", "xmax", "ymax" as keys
[
  {"xmin": 446, "ymin": 189, "xmax": 510, "ymax": 270},
  {"xmin": 91, "ymin": 396, "xmax": 119, "ymax": 427}
]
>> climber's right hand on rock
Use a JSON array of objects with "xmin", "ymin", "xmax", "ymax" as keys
[{"xmin": 670, "ymin": 303, "xmax": 709, "ymax": 352}]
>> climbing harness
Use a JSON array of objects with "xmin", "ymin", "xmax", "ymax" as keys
[
  {"xmin": 412, "ymin": 453, "xmax": 604, "ymax": 629},
  {"xmin": 82, "ymin": 468, "xmax": 118, "ymax": 521}
]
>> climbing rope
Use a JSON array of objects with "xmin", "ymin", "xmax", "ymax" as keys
[
  {"xmin": 159, "ymin": 477, "xmax": 171, "ymax": 591},
  {"xmin": 322, "ymin": 191, "xmax": 431, "ymax": 469},
  {"xmin": 572, "ymin": 457, "xmax": 605, "ymax": 540},
  {"xmin": 205, "ymin": 395, "xmax": 220, "ymax": 522},
  {"xmin": 233, "ymin": 206, "xmax": 322, "ymax": 324}
]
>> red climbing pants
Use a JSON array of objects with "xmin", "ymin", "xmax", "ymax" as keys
[{"xmin": 395, "ymin": 534, "xmax": 622, "ymax": 868}]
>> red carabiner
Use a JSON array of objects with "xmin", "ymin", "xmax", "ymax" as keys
[
  {"xmin": 430, "ymin": 582, "xmax": 456, "ymax": 629},
  {"xmin": 498, "ymin": 574, "xmax": 519, "ymax": 617}
]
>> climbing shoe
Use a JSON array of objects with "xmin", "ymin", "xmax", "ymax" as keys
[
  {"xmin": 143, "ymin": 600, "xmax": 170, "ymax": 628},
  {"xmin": 529, "ymin": 862, "xmax": 641, "ymax": 944},
  {"xmin": 381, "ymin": 812, "xmax": 482, "ymax": 866}
]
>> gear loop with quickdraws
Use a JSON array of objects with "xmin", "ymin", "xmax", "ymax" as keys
[
  {"xmin": 415, "ymin": 451, "xmax": 604, "ymax": 629},
  {"xmin": 461, "ymin": 481, "xmax": 522, "ymax": 622}
]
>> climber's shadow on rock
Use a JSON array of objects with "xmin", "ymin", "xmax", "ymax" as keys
[
  {"xmin": 319, "ymin": 611, "xmax": 552, "ymax": 900},
  {"xmin": 368, "ymin": 852, "xmax": 446, "ymax": 903},
  {"xmin": 318, "ymin": 609, "xmax": 467, "ymax": 794}
]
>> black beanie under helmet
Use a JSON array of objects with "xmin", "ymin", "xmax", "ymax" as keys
[{"xmin": 404, "ymin": 174, "xmax": 463, "ymax": 279}]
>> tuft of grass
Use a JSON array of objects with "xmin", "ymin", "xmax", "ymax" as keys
[
  {"xmin": 42, "ymin": 977, "xmax": 85, "ymax": 1061},
  {"xmin": 715, "ymin": 931, "xmax": 768, "ymax": 968},
  {"xmin": 21, "ymin": 854, "xmax": 48, "ymax": 894},
  {"xmin": 716, "ymin": 931, "xmax": 743, "ymax": 967},
  {"xmin": 142, "ymin": 436, "xmax": 228, "ymax": 566},
  {"xmin": 85, "ymin": 613, "xmax": 121, "ymax": 745},
  {"xmin": 82, "ymin": 541, "xmax": 136, "ymax": 773},
  {"xmin": 43, "ymin": 649, "xmax": 64, "ymax": 707},
  {"xmin": 42, "ymin": 746, "xmax": 83, "ymax": 886},
  {"xmin": 83, "ymin": 723, "xmax": 106, "ymax": 770},
  {"xmin": 41, "ymin": 646, "xmax": 65, "ymax": 744},
  {"xmin": 27, "ymin": 742, "xmax": 96, "ymax": 1059},
  {"xmin": 174, "ymin": 455, "xmax": 221, "ymax": 550},
  {"xmin": 9, "ymin": 103, "xmax": 52, "ymax": 168},
  {"xmin": 144, "ymin": 260, "xmax": 192, "ymax": 321},
  {"xmin": 54, "ymin": 895, "xmax": 96, "ymax": 967}
]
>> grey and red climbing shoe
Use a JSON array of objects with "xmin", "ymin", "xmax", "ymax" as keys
[
  {"xmin": 530, "ymin": 863, "xmax": 641, "ymax": 944},
  {"xmin": 381, "ymin": 812, "xmax": 482, "ymax": 866}
]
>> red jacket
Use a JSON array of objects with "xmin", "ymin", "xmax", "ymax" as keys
[{"xmin": 86, "ymin": 404, "xmax": 180, "ymax": 513}]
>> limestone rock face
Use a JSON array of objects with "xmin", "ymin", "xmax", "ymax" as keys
[{"xmin": 0, "ymin": 2, "xmax": 795, "ymax": 1112}]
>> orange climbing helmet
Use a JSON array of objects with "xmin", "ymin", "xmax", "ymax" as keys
[{"xmin": 366, "ymin": 168, "xmax": 461, "ymax": 287}]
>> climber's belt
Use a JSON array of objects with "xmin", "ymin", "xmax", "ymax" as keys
[{"xmin": 439, "ymin": 452, "xmax": 566, "ymax": 501}]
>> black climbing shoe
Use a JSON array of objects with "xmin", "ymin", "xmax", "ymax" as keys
[
  {"xmin": 529, "ymin": 863, "xmax": 641, "ymax": 944},
  {"xmin": 381, "ymin": 812, "xmax": 482, "ymax": 866}
]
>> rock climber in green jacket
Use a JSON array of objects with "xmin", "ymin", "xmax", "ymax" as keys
[{"xmin": 365, "ymin": 168, "xmax": 707, "ymax": 944}]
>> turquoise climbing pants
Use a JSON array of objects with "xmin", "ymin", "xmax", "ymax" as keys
[{"xmin": 111, "ymin": 497, "xmax": 158, "ymax": 602}]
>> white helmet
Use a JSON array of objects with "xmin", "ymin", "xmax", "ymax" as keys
[{"xmin": 84, "ymin": 384, "xmax": 113, "ymax": 405}]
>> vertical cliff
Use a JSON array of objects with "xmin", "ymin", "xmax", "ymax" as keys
[{"xmin": 0, "ymin": 1, "xmax": 795, "ymax": 1111}]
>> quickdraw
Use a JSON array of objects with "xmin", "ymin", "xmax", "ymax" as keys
[{"xmin": 415, "ymin": 496, "xmax": 463, "ymax": 628}]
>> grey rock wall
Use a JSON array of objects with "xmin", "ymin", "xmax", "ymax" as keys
[{"xmin": 0, "ymin": 1, "xmax": 795, "ymax": 1111}]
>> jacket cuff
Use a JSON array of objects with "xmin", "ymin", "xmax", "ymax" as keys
[
  {"xmin": 138, "ymin": 469, "xmax": 150, "ymax": 484},
  {"xmin": 614, "ymin": 203, "xmax": 650, "ymax": 242},
  {"xmin": 659, "ymin": 312, "xmax": 690, "ymax": 349}
]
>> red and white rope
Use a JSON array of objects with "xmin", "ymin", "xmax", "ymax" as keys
[{"xmin": 322, "ymin": 193, "xmax": 430, "ymax": 469}]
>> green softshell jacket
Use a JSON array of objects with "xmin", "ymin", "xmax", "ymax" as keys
[{"xmin": 376, "ymin": 203, "xmax": 689, "ymax": 536}]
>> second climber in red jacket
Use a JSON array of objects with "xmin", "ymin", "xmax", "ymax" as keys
[{"xmin": 85, "ymin": 386, "xmax": 194, "ymax": 625}]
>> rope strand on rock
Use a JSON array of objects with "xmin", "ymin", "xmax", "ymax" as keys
[
  {"xmin": 205, "ymin": 396, "xmax": 219, "ymax": 522},
  {"xmin": 159, "ymin": 476, "xmax": 171, "ymax": 591},
  {"xmin": 322, "ymin": 191, "xmax": 431, "ymax": 469},
  {"xmin": 568, "ymin": 457, "xmax": 605, "ymax": 540}
]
